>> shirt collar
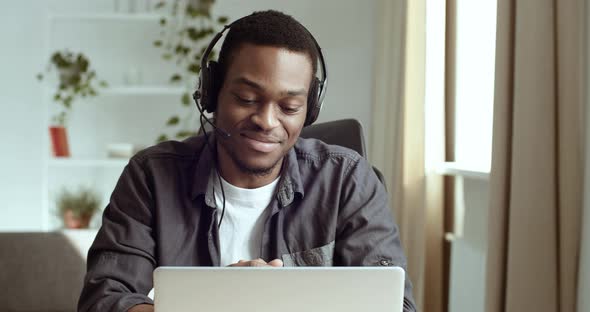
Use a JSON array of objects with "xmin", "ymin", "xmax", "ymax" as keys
[
  {"xmin": 190, "ymin": 134, "xmax": 216, "ymax": 202},
  {"xmin": 190, "ymin": 134, "xmax": 305, "ymax": 207}
]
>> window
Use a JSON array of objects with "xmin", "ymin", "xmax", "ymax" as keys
[{"xmin": 452, "ymin": 0, "xmax": 497, "ymax": 172}]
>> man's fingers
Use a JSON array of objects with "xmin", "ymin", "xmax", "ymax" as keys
[
  {"xmin": 227, "ymin": 258, "xmax": 283, "ymax": 267},
  {"xmin": 267, "ymin": 259, "xmax": 284, "ymax": 267},
  {"xmin": 228, "ymin": 258, "xmax": 270, "ymax": 267}
]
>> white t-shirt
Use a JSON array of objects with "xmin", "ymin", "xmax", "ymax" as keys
[{"xmin": 213, "ymin": 175, "xmax": 280, "ymax": 267}]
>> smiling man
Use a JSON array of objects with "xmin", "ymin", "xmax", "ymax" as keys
[{"xmin": 78, "ymin": 10, "xmax": 416, "ymax": 312}]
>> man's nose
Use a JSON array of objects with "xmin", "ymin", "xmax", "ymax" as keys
[{"xmin": 251, "ymin": 103, "xmax": 279, "ymax": 131}]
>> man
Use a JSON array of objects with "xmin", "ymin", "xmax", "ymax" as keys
[{"xmin": 78, "ymin": 10, "xmax": 416, "ymax": 312}]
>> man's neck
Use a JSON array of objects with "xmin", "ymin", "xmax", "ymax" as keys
[{"xmin": 215, "ymin": 143, "xmax": 282, "ymax": 189}]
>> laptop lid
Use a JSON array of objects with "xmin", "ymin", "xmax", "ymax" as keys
[{"xmin": 154, "ymin": 266, "xmax": 405, "ymax": 312}]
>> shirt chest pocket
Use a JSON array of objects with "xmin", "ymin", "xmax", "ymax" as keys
[{"xmin": 281, "ymin": 241, "xmax": 335, "ymax": 266}]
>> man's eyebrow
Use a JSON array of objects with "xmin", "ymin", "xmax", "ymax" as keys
[
  {"xmin": 232, "ymin": 77, "xmax": 263, "ymax": 90},
  {"xmin": 283, "ymin": 89, "xmax": 307, "ymax": 97},
  {"xmin": 231, "ymin": 77, "xmax": 307, "ymax": 97}
]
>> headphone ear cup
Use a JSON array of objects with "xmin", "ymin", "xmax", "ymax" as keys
[
  {"xmin": 305, "ymin": 78, "xmax": 321, "ymax": 126},
  {"xmin": 201, "ymin": 61, "xmax": 220, "ymax": 113}
]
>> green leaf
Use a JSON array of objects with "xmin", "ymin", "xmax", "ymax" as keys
[
  {"xmin": 181, "ymin": 92, "xmax": 190, "ymax": 106},
  {"xmin": 155, "ymin": 1, "xmax": 165, "ymax": 9},
  {"xmin": 170, "ymin": 74, "xmax": 182, "ymax": 82},
  {"xmin": 159, "ymin": 18, "xmax": 166, "ymax": 26},
  {"xmin": 99, "ymin": 80, "xmax": 108, "ymax": 87},
  {"xmin": 53, "ymin": 93, "xmax": 61, "ymax": 101},
  {"xmin": 187, "ymin": 63, "xmax": 200, "ymax": 74},
  {"xmin": 176, "ymin": 130, "xmax": 197, "ymax": 138},
  {"xmin": 166, "ymin": 116, "xmax": 180, "ymax": 126},
  {"xmin": 162, "ymin": 53, "xmax": 173, "ymax": 60},
  {"xmin": 218, "ymin": 16, "xmax": 229, "ymax": 24},
  {"xmin": 153, "ymin": 40, "xmax": 163, "ymax": 47},
  {"xmin": 156, "ymin": 134, "xmax": 168, "ymax": 143},
  {"xmin": 207, "ymin": 50, "xmax": 216, "ymax": 61},
  {"xmin": 63, "ymin": 96, "xmax": 73, "ymax": 109}
]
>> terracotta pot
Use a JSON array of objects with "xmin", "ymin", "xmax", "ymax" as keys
[
  {"xmin": 63, "ymin": 210, "xmax": 92, "ymax": 229},
  {"xmin": 49, "ymin": 126, "xmax": 70, "ymax": 157}
]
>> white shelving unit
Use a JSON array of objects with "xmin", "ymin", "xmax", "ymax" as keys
[
  {"xmin": 42, "ymin": 10, "xmax": 185, "ymax": 231},
  {"xmin": 49, "ymin": 158, "xmax": 129, "ymax": 168},
  {"xmin": 49, "ymin": 13, "xmax": 166, "ymax": 22}
]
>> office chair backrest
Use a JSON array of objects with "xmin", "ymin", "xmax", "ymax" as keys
[
  {"xmin": 300, "ymin": 119, "xmax": 386, "ymax": 188},
  {"xmin": 300, "ymin": 119, "xmax": 367, "ymax": 157}
]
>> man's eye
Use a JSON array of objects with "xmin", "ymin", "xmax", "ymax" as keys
[
  {"xmin": 282, "ymin": 106, "xmax": 301, "ymax": 114},
  {"xmin": 234, "ymin": 95, "xmax": 256, "ymax": 104}
]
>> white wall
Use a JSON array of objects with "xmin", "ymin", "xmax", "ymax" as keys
[
  {"xmin": 0, "ymin": 0, "xmax": 378, "ymax": 230},
  {"xmin": 0, "ymin": 2, "xmax": 47, "ymax": 230}
]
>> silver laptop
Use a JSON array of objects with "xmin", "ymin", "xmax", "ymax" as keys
[{"xmin": 154, "ymin": 266, "xmax": 405, "ymax": 312}]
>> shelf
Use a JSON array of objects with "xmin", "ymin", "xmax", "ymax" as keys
[
  {"xmin": 49, "ymin": 13, "xmax": 169, "ymax": 22},
  {"xmin": 42, "ymin": 85, "xmax": 186, "ymax": 96},
  {"xmin": 49, "ymin": 158, "xmax": 129, "ymax": 168},
  {"xmin": 102, "ymin": 86, "xmax": 186, "ymax": 96}
]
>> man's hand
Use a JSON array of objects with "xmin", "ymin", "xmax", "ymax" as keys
[
  {"xmin": 128, "ymin": 304, "xmax": 153, "ymax": 312},
  {"xmin": 227, "ymin": 258, "xmax": 283, "ymax": 267}
]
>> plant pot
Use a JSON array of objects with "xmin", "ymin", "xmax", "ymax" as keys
[
  {"xmin": 62, "ymin": 210, "xmax": 92, "ymax": 229},
  {"xmin": 49, "ymin": 126, "xmax": 70, "ymax": 157}
]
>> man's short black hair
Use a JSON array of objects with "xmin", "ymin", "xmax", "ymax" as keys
[{"xmin": 217, "ymin": 10, "xmax": 319, "ymax": 84}]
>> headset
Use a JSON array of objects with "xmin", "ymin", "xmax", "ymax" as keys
[{"xmin": 193, "ymin": 15, "xmax": 329, "ymax": 128}]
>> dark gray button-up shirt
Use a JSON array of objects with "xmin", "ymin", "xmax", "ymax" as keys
[{"xmin": 78, "ymin": 135, "xmax": 417, "ymax": 311}]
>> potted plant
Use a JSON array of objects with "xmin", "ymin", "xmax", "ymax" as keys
[
  {"xmin": 56, "ymin": 186, "xmax": 101, "ymax": 229},
  {"xmin": 37, "ymin": 50, "xmax": 107, "ymax": 156},
  {"xmin": 152, "ymin": 0, "xmax": 228, "ymax": 142}
]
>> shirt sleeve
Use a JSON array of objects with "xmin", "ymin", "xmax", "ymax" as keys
[
  {"xmin": 78, "ymin": 157, "xmax": 156, "ymax": 312},
  {"xmin": 334, "ymin": 156, "xmax": 418, "ymax": 312}
]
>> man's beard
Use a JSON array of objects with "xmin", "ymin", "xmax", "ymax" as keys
[{"xmin": 222, "ymin": 140, "xmax": 283, "ymax": 177}]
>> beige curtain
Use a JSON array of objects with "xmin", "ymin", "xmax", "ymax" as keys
[
  {"xmin": 485, "ymin": 1, "xmax": 584, "ymax": 312},
  {"xmin": 371, "ymin": 1, "xmax": 445, "ymax": 311}
]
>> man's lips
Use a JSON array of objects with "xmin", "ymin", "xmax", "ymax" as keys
[{"xmin": 240, "ymin": 133, "xmax": 281, "ymax": 153}]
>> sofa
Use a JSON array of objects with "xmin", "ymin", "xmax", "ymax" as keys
[{"xmin": 0, "ymin": 231, "xmax": 94, "ymax": 312}]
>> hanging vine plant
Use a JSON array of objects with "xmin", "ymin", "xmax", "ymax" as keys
[
  {"xmin": 153, "ymin": 0, "xmax": 228, "ymax": 143},
  {"xmin": 37, "ymin": 51, "xmax": 107, "ymax": 126}
]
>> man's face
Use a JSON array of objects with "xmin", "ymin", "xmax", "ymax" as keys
[{"xmin": 215, "ymin": 43, "xmax": 313, "ymax": 175}]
